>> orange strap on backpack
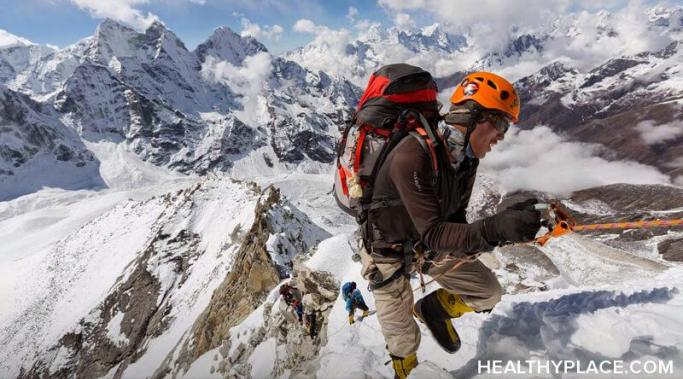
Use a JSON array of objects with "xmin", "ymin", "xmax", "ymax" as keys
[{"xmin": 414, "ymin": 127, "xmax": 439, "ymax": 173}]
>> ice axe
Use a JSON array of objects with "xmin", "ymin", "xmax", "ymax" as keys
[{"xmin": 534, "ymin": 201, "xmax": 577, "ymax": 246}]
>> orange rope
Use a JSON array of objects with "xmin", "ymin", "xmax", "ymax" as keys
[{"xmin": 574, "ymin": 218, "xmax": 683, "ymax": 231}]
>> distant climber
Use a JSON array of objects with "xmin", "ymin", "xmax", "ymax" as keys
[
  {"xmin": 341, "ymin": 281, "xmax": 369, "ymax": 324},
  {"xmin": 335, "ymin": 64, "xmax": 541, "ymax": 378},
  {"xmin": 279, "ymin": 283, "xmax": 303, "ymax": 323}
]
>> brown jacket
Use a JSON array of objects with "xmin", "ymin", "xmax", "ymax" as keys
[{"xmin": 367, "ymin": 135, "xmax": 493, "ymax": 258}]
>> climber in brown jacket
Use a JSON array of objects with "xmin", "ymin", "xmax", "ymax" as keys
[{"xmin": 360, "ymin": 72, "xmax": 541, "ymax": 378}]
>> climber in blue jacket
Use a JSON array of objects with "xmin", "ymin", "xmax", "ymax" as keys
[{"xmin": 342, "ymin": 281, "xmax": 369, "ymax": 324}]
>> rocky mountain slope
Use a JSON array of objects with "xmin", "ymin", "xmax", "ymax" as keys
[
  {"xmin": 515, "ymin": 42, "xmax": 683, "ymax": 180},
  {"xmin": 0, "ymin": 85, "xmax": 104, "ymax": 201},
  {"xmin": 1, "ymin": 178, "xmax": 329, "ymax": 378},
  {"xmin": 0, "ymin": 19, "xmax": 361, "ymax": 201}
]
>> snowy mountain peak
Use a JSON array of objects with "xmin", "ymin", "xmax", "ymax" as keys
[
  {"xmin": 538, "ymin": 61, "xmax": 578, "ymax": 80},
  {"xmin": 95, "ymin": 18, "xmax": 139, "ymax": 42},
  {"xmin": 89, "ymin": 18, "xmax": 189, "ymax": 63},
  {"xmin": 421, "ymin": 23, "xmax": 441, "ymax": 37},
  {"xmin": 359, "ymin": 23, "xmax": 385, "ymax": 43},
  {"xmin": 288, "ymin": 22, "xmax": 466, "ymax": 86},
  {"xmin": 0, "ymin": 30, "xmax": 56, "ymax": 86},
  {"xmin": 0, "ymin": 29, "xmax": 33, "ymax": 48},
  {"xmin": 90, "ymin": 19, "xmax": 144, "ymax": 60},
  {"xmin": 194, "ymin": 26, "xmax": 268, "ymax": 65},
  {"xmin": 146, "ymin": 19, "xmax": 169, "ymax": 34},
  {"xmin": 395, "ymin": 24, "xmax": 465, "ymax": 53},
  {"xmin": 647, "ymin": 5, "xmax": 683, "ymax": 27},
  {"xmin": 97, "ymin": 18, "xmax": 137, "ymax": 33},
  {"xmin": 144, "ymin": 19, "xmax": 188, "ymax": 51}
]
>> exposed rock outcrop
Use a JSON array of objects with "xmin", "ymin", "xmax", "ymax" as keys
[
  {"xmin": 194, "ymin": 260, "xmax": 340, "ymax": 379},
  {"xmin": 188, "ymin": 188, "xmax": 283, "ymax": 358}
]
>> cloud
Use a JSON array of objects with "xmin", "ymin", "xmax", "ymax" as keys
[
  {"xmin": 293, "ymin": 19, "xmax": 320, "ymax": 34},
  {"xmin": 289, "ymin": 17, "xmax": 465, "ymax": 85},
  {"xmin": 393, "ymin": 13, "xmax": 415, "ymax": 30},
  {"xmin": 240, "ymin": 18, "xmax": 283, "ymax": 41},
  {"xmin": 491, "ymin": 56, "xmax": 550, "ymax": 82},
  {"xmin": 353, "ymin": 19, "xmax": 372, "ymax": 30},
  {"xmin": 378, "ymin": 1, "xmax": 678, "ymax": 80},
  {"xmin": 291, "ymin": 19, "xmax": 383, "ymax": 81},
  {"xmin": 347, "ymin": 6, "xmax": 358, "ymax": 22},
  {"xmin": 378, "ymin": 0, "xmax": 427, "ymax": 10},
  {"xmin": 539, "ymin": 3, "xmax": 675, "ymax": 73},
  {"xmin": 479, "ymin": 125, "xmax": 671, "ymax": 196},
  {"xmin": 201, "ymin": 52, "xmax": 273, "ymax": 125},
  {"xmin": 382, "ymin": 0, "xmax": 564, "ymax": 52},
  {"xmin": 634, "ymin": 119, "xmax": 683, "ymax": 145},
  {"xmin": 71, "ymin": 0, "xmax": 158, "ymax": 30},
  {"xmin": 375, "ymin": 0, "xmax": 567, "ymax": 79}
]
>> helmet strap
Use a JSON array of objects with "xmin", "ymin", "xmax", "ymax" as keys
[
  {"xmin": 463, "ymin": 107, "xmax": 481, "ymax": 158},
  {"xmin": 445, "ymin": 100, "xmax": 482, "ymax": 158}
]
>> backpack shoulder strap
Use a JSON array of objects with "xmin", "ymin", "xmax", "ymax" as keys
[{"xmin": 410, "ymin": 128, "xmax": 439, "ymax": 177}]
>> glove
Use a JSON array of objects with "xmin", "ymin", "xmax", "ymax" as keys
[
  {"xmin": 348, "ymin": 315, "xmax": 355, "ymax": 325},
  {"xmin": 483, "ymin": 207, "xmax": 541, "ymax": 245}
]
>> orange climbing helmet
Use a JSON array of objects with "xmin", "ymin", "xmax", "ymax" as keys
[{"xmin": 450, "ymin": 72, "xmax": 520, "ymax": 123}]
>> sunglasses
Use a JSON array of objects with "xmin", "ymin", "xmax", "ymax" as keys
[{"xmin": 481, "ymin": 112, "xmax": 512, "ymax": 134}]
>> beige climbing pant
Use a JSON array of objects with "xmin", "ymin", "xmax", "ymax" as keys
[{"xmin": 360, "ymin": 245, "xmax": 502, "ymax": 358}]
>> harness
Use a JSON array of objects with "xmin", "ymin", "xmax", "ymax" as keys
[{"xmin": 361, "ymin": 112, "xmax": 455, "ymax": 291}]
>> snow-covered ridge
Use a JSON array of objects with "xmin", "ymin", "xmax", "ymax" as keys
[
  {"xmin": 0, "ymin": 29, "xmax": 34, "ymax": 48},
  {"xmin": 0, "ymin": 177, "xmax": 329, "ymax": 378},
  {"xmin": 1, "ymin": 158, "xmax": 682, "ymax": 378}
]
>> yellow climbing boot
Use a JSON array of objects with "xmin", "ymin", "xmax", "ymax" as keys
[
  {"xmin": 391, "ymin": 352, "xmax": 417, "ymax": 379},
  {"xmin": 413, "ymin": 289, "xmax": 474, "ymax": 353},
  {"xmin": 436, "ymin": 288, "xmax": 474, "ymax": 318}
]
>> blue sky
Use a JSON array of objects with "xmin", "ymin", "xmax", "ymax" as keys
[
  {"xmin": 0, "ymin": 0, "xmax": 668, "ymax": 55},
  {"xmin": 0, "ymin": 0, "xmax": 397, "ymax": 54}
]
